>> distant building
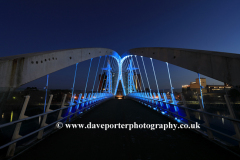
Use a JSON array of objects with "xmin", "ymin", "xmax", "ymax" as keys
[
  {"xmin": 182, "ymin": 78, "xmax": 233, "ymax": 100},
  {"xmin": 182, "ymin": 85, "xmax": 190, "ymax": 89},
  {"xmin": 182, "ymin": 78, "xmax": 207, "ymax": 95},
  {"xmin": 133, "ymin": 74, "xmax": 141, "ymax": 91},
  {"xmin": 98, "ymin": 72, "xmax": 107, "ymax": 92},
  {"xmin": 206, "ymin": 85, "xmax": 232, "ymax": 93}
]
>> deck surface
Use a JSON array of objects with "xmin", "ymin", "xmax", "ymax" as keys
[{"xmin": 13, "ymin": 99, "xmax": 239, "ymax": 160}]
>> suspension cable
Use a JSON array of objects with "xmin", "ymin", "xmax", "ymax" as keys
[
  {"xmin": 129, "ymin": 56, "xmax": 137, "ymax": 91},
  {"xmin": 135, "ymin": 55, "xmax": 145, "ymax": 92},
  {"xmin": 131, "ymin": 55, "xmax": 142, "ymax": 92},
  {"xmin": 71, "ymin": 63, "xmax": 78, "ymax": 104},
  {"xmin": 97, "ymin": 56, "xmax": 107, "ymax": 93},
  {"xmin": 125, "ymin": 56, "xmax": 132, "ymax": 93},
  {"xmin": 150, "ymin": 58, "xmax": 159, "ymax": 93},
  {"xmin": 126, "ymin": 56, "xmax": 136, "ymax": 92},
  {"xmin": 84, "ymin": 58, "xmax": 93, "ymax": 94},
  {"xmin": 92, "ymin": 56, "xmax": 101, "ymax": 94},
  {"xmin": 141, "ymin": 56, "xmax": 151, "ymax": 92},
  {"xmin": 166, "ymin": 62, "xmax": 173, "ymax": 93},
  {"xmin": 103, "ymin": 56, "xmax": 112, "ymax": 93},
  {"xmin": 43, "ymin": 74, "xmax": 49, "ymax": 113},
  {"xmin": 129, "ymin": 56, "xmax": 138, "ymax": 91},
  {"xmin": 100, "ymin": 56, "xmax": 110, "ymax": 93},
  {"xmin": 122, "ymin": 56, "xmax": 129, "ymax": 94},
  {"xmin": 198, "ymin": 73, "xmax": 205, "ymax": 108}
]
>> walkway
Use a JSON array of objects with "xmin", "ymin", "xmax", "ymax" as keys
[{"xmin": 13, "ymin": 99, "xmax": 239, "ymax": 160}]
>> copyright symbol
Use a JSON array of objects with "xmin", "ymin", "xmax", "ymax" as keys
[{"xmin": 56, "ymin": 122, "xmax": 64, "ymax": 129}]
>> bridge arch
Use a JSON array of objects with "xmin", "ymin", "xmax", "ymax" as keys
[
  {"xmin": 0, "ymin": 48, "xmax": 121, "ymax": 90},
  {"xmin": 122, "ymin": 47, "xmax": 240, "ymax": 86},
  {"xmin": 1, "ymin": 47, "xmax": 240, "ymax": 94}
]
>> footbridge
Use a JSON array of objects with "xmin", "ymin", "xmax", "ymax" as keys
[{"xmin": 0, "ymin": 47, "xmax": 240, "ymax": 159}]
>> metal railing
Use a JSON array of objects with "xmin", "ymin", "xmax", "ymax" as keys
[
  {"xmin": 0, "ymin": 92, "xmax": 114, "ymax": 158},
  {"xmin": 127, "ymin": 92, "xmax": 240, "ymax": 148}
]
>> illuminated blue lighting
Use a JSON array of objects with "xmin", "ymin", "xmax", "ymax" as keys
[
  {"xmin": 141, "ymin": 56, "xmax": 151, "ymax": 92},
  {"xmin": 97, "ymin": 56, "xmax": 107, "ymax": 94},
  {"xmin": 119, "ymin": 55, "xmax": 132, "ymax": 95},
  {"xmin": 198, "ymin": 73, "xmax": 205, "ymax": 109},
  {"xmin": 150, "ymin": 58, "xmax": 159, "ymax": 92},
  {"xmin": 43, "ymin": 74, "xmax": 49, "ymax": 113},
  {"xmin": 166, "ymin": 62, "xmax": 173, "ymax": 93},
  {"xmin": 102, "ymin": 60, "xmax": 112, "ymax": 93},
  {"xmin": 84, "ymin": 58, "xmax": 93, "ymax": 94},
  {"xmin": 92, "ymin": 56, "xmax": 101, "ymax": 94},
  {"xmin": 134, "ymin": 55, "xmax": 145, "ymax": 92},
  {"xmin": 131, "ymin": 56, "xmax": 142, "ymax": 91}
]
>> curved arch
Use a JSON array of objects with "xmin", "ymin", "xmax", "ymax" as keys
[
  {"xmin": 119, "ymin": 55, "xmax": 132, "ymax": 95},
  {"xmin": 123, "ymin": 47, "xmax": 240, "ymax": 86},
  {"xmin": 0, "ymin": 48, "xmax": 121, "ymax": 89}
]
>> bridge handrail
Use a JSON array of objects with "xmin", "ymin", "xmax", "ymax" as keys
[
  {"xmin": 0, "ymin": 92, "xmax": 114, "ymax": 156},
  {"xmin": 129, "ymin": 94, "xmax": 240, "ymax": 123},
  {"xmin": 127, "ymin": 92, "xmax": 240, "ymax": 146},
  {"xmin": 148, "ymin": 99, "xmax": 240, "ymax": 123},
  {"xmin": 0, "ymin": 93, "xmax": 111, "ymax": 129},
  {"xmin": 153, "ymin": 104, "xmax": 240, "ymax": 142}
]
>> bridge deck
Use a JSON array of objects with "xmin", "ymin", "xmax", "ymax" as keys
[{"xmin": 13, "ymin": 99, "xmax": 239, "ymax": 160}]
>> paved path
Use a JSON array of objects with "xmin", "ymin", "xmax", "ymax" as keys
[{"xmin": 14, "ymin": 99, "xmax": 239, "ymax": 160}]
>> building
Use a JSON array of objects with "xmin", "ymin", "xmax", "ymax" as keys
[
  {"xmin": 206, "ymin": 85, "xmax": 232, "ymax": 93},
  {"xmin": 134, "ymin": 74, "xmax": 142, "ymax": 91},
  {"xmin": 182, "ymin": 78, "xmax": 207, "ymax": 94},
  {"xmin": 98, "ymin": 72, "xmax": 107, "ymax": 92},
  {"xmin": 182, "ymin": 78, "xmax": 233, "ymax": 101}
]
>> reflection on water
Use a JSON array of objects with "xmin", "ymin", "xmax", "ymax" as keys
[{"xmin": 187, "ymin": 103, "xmax": 239, "ymax": 146}]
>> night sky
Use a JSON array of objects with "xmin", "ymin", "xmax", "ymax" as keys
[{"xmin": 1, "ymin": 0, "xmax": 240, "ymax": 91}]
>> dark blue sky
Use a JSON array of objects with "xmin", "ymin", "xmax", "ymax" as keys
[{"xmin": 1, "ymin": 0, "xmax": 240, "ymax": 91}]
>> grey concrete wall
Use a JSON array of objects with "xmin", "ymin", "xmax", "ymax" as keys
[
  {"xmin": 0, "ymin": 48, "xmax": 118, "ymax": 89},
  {"xmin": 125, "ymin": 47, "xmax": 240, "ymax": 86}
]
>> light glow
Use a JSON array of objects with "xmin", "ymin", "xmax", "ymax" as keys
[{"xmin": 10, "ymin": 111, "xmax": 13, "ymax": 122}]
